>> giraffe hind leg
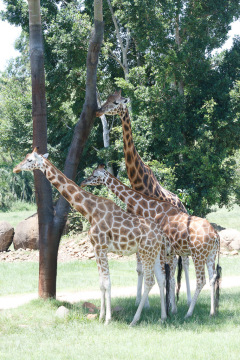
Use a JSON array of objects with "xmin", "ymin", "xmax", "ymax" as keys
[
  {"xmin": 185, "ymin": 258, "xmax": 206, "ymax": 318},
  {"xmin": 135, "ymin": 252, "xmax": 150, "ymax": 308}
]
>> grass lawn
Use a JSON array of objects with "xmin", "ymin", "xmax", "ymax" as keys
[
  {"xmin": 0, "ymin": 256, "xmax": 239, "ymax": 296},
  {"xmin": 0, "ymin": 202, "xmax": 36, "ymax": 228},
  {"xmin": 206, "ymin": 204, "xmax": 240, "ymax": 231},
  {"xmin": 0, "ymin": 287, "xmax": 239, "ymax": 360}
]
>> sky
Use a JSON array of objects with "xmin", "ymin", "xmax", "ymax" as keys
[{"xmin": 0, "ymin": 0, "xmax": 240, "ymax": 72}]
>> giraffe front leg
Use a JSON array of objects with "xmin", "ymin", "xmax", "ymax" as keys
[
  {"xmin": 94, "ymin": 248, "xmax": 111, "ymax": 324},
  {"xmin": 154, "ymin": 254, "xmax": 167, "ymax": 321},
  {"xmin": 182, "ymin": 256, "xmax": 192, "ymax": 306},
  {"xmin": 135, "ymin": 252, "xmax": 150, "ymax": 308}
]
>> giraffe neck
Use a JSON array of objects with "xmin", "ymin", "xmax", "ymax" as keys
[
  {"xmin": 120, "ymin": 106, "xmax": 161, "ymax": 194},
  {"xmin": 119, "ymin": 106, "xmax": 188, "ymax": 213},
  {"xmin": 103, "ymin": 171, "xmax": 159, "ymax": 216},
  {"xmin": 43, "ymin": 159, "xmax": 101, "ymax": 223}
]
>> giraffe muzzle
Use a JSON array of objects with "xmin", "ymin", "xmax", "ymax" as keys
[{"xmin": 13, "ymin": 166, "xmax": 21, "ymax": 173}]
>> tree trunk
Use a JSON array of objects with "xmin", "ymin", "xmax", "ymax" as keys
[
  {"xmin": 28, "ymin": 0, "xmax": 104, "ymax": 298},
  {"xmin": 28, "ymin": 0, "xmax": 55, "ymax": 298}
]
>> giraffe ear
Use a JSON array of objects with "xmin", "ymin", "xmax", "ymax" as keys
[
  {"xmin": 43, "ymin": 153, "xmax": 49, "ymax": 159},
  {"xmin": 33, "ymin": 147, "xmax": 39, "ymax": 153},
  {"xmin": 98, "ymin": 164, "xmax": 105, "ymax": 169}
]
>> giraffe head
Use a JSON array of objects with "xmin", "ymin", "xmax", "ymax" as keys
[
  {"xmin": 81, "ymin": 164, "xmax": 107, "ymax": 187},
  {"xmin": 13, "ymin": 148, "xmax": 49, "ymax": 174},
  {"xmin": 96, "ymin": 90, "xmax": 129, "ymax": 117}
]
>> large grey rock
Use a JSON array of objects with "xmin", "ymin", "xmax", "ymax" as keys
[
  {"xmin": 0, "ymin": 221, "xmax": 14, "ymax": 251},
  {"xmin": 219, "ymin": 228, "xmax": 240, "ymax": 251},
  {"xmin": 13, "ymin": 213, "xmax": 39, "ymax": 250}
]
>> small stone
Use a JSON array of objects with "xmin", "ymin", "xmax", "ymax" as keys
[
  {"xmin": 87, "ymin": 314, "xmax": 98, "ymax": 320},
  {"xmin": 230, "ymin": 250, "xmax": 239, "ymax": 256},
  {"xmin": 56, "ymin": 306, "xmax": 69, "ymax": 318},
  {"xmin": 82, "ymin": 302, "xmax": 98, "ymax": 313},
  {"xmin": 86, "ymin": 252, "xmax": 95, "ymax": 259}
]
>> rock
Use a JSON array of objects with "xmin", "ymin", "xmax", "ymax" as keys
[
  {"xmin": 56, "ymin": 306, "xmax": 69, "ymax": 318},
  {"xmin": 87, "ymin": 314, "xmax": 98, "ymax": 320},
  {"xmin": 230, "ymin": 250, "xmax": 239, "ymax": 256},
  {"xmin": 13, "ymin": 213, "xmax": 39, "ymax": 250},
  {"xmin": 82, "ymin": 302, "xmax": 98, "ymax": 313},
  {"xmin": 0, "ymin": 221, "xmax": 14, "ymax": 251},
  {"xmin": 219, "ymin": 228, "xmax": 240, "ymax": 251}
]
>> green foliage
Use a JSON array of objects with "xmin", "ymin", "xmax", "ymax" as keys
[{"xmin": 1, "ymin": 0, "xmax": 240, "ymax": 216}]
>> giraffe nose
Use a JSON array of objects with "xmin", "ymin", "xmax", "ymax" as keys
[{"xmin": 13, "ymin": 165, "xmax": 21, "ymax": 173}]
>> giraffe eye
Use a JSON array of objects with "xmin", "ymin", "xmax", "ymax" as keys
[
  {"xmin": 27, "ymin": 159, "xmax": 32, "ymax": 162},
  {"xmin": 113, "ymin": 101, "xmax": 119, "ymax": 105}
]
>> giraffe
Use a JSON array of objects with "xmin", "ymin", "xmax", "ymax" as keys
[
  {"xmin": 81, "ymin": 165, "xmax": 222, "ymax": 318},
  {"xmin": 13, "ymin": 148, "xmax": 167, "ymax": 326},
  {"xmin": 96, "ymin": 90, "xmax": 191, "ymax": 305}
]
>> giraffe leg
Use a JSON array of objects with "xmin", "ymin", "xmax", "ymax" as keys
[
  {"xmin": 154, "ymin": 254, "xmax": 167, "ymax": 321},
  {"xmin": 182, "ymin": 256, "xmax": 192, "ymax": 306},
  {"xmin": 135, "ymin": 252, "xmax": 150, "ymax": 308},
  {"xmin": 130, "ymin": 264, "xmax": 155, "ymax": 326},
  {"xmin": 185, "ymin": 257, "xmax": 206, "ymax": 318},
  {"xmin": 206, "ymin": 249, "xmax": 218, "ymax": 316},
  {"xmin": 94, "ymin": 248, "xmax": 111, "ymax": 324},
  {"xmin": 169, "ymin": 255, "xmax": 178, "ymax": 314}
]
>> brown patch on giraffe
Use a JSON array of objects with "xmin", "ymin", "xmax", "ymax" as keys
[
  {"xmin": 126, "ymin": 133, "xmax": 130, "ymax": 140},
  {"xmin": 98, "ymin": 202, "xmax": 106, "ymax": 212},
  {"xmin": 138, "ymin": 166, "xmax": 143, "ymax": 177},
  {"xmin": 52, "ymin": 181, "xmax": 61, "ymax": 189},
  {"xmin": 67, "ymin": 185, "xmax": 77, "ymax": 194},
  {"xmin": 139, "ymin": 199, "xmax": 148, "ymax": 208},
  {"xmin": 58, "ymin": 175, "xmax": 66, "ymax": 184},
  {"xmin": 126, "ymin": 151, "xmax": 132, "ymax": 164},
  {"xmin": 120, "ymin": 227, "xmax": 129, "ymax": 236},
  {"xmin": 74, "ymin": 193, "xmax": 83, "ymax": 203},
  {"xmin": 128, "ymin": 198, "xmax": 137, "ymax": 207},
  {"xmin": 124, "ymin": 124, "xmax": 129, "ymax": 132},
  {"xmin": 129, "ymin": 240, "xmax": 136, "ymax": 247},
  {"xmin": 129, "ymin": 167, "xmax": 136, "ymax": 179},
  {"xmin": 75, "ymin": 205, "xmax": 87, "ymax": 217},
  {"xmin": 62, "ymin": 190, "xmax": 72, "ymax": 202},
  {"xmin": 48, "ymin": 175, "xmax": 55, "ymax": 182},
  {"xmin": 143, "ymin": 174, "xmax": 149, "ymax": 187},
  {"xmin": 85, "ymin": 199, "xmax": 96, "ymax": 213},
  {"xmin": 120, "ymin": 243, "xmax": 127, "ymax": 250}
]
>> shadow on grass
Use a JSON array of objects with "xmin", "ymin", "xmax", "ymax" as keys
[{"xmin": 40, "ymin": 287, "xmax": 240, "ymax": 331}]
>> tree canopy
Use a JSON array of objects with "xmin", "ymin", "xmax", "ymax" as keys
[{"xmin": 1, "ymin": 0, "xmax": 240, "ymax": 216}]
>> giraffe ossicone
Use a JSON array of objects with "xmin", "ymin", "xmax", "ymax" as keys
[{"xmin": 13, "ymin": 149, "xmax": 168, "ymax": 325}]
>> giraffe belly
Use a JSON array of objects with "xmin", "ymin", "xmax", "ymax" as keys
[{"xmin": 107, "ymin": 241, "xmax": 138, "ymax": 256}]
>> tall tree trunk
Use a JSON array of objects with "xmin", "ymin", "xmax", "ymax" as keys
[
  {"xmin": 28, "ymin": 0, "xmax": 55, "ymax": 298},
  {"xmin": 28, "ymin": 0, "xmax": 104, "ymax": 298}
]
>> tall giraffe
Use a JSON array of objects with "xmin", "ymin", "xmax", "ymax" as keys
[
  {"xmin": 96, "ymin": 90, "xmax": 191, "ymax": 304},
  {"xmin": 13, "ymin": 148, "xmax": 167, "ymax": 326},
  {"xmin": 81, "ymin": 165, "xmax": 222, "ymax": 318}
]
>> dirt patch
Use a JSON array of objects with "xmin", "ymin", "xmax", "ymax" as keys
[{"xmin": 0, "ymin": 232, "xmax": 123, "ymax": 262}]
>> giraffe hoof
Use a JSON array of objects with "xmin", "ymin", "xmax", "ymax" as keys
[{"xmin": 184, "ymin": 313, "xmax": 191, "ymax": 319}]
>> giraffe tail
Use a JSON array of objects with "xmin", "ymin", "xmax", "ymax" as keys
[
  {"xmin": 215, "ymin": 235, "xmax": 222, "ymax": 313},
  {"xmin": 176, "ymin": 256, "xmax": 182, "ymax": 302},
  {"xmin": 165, "ymin": 263, "xmax": 170, "ymax": 316}
]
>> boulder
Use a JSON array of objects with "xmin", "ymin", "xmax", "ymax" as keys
[
  {"xmin": 0, "ymin": 221, "xmax": 14, "ymax": 251},
  {"xmin": 13, "ymin": 213, "xmax": 39, "ymax": 250},
  {"xmin": 219, "ymin": 228, "xmax": 240, "ymax": 251}
]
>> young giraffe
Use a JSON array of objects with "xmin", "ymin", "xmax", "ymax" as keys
[
  {"xmin": 13, "ymin": 148, "xmax": 167, "ymax": 326},
  {"xmin": 96, "ymin": 90, "xmax": 191, "ymax": 305},
  {"xmin": 82, "ymin": 165, "xmax": 222, "ymax": 318}
]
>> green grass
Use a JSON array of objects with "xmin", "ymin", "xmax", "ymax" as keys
[
  {"xmin": 0, "ymin": 202, "xmax": 36, "ymax": 228},
  {"xmin": 0, "ymin": 287, "xmax": 239, "ymax": 360},
  {"xmin": 0, "ymin": 257, "xmax": 238, "ymax": 296},
  {"xmin": 207, "ymin": 204, "xmax": 240, "ymax": 231}
]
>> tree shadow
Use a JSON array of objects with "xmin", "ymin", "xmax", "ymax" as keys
[{"xmin": 44, "ymin": 287, "xmax": 240, "ymax": 330}]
